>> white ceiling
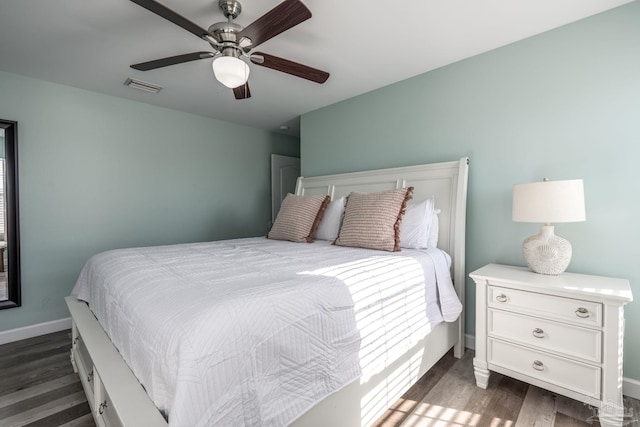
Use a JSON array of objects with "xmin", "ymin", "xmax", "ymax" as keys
[{"xmin": 0, "ymin": 0, "xmax": 633, "ymax": 136}]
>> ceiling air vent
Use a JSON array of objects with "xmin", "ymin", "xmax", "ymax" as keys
[{"xmin": 124, "ymin": 78, "xmax": 163, "ymax": 93}]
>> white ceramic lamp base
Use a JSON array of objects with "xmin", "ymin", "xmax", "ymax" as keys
[{"xmin": 522, "ymin": 225, "xmax": 572, "ymax": 275}]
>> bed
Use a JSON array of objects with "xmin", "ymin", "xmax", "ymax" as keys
[{"xmin": 65, "ymin": 157, "xmax": 469, "ymax": 427}]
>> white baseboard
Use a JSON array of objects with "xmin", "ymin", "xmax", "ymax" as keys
[
  {"xmin": 623, "ymin": 377, "xmax": 640, "ymax": 400},
  {"xmin": 465, "ymin": 333, "xmax": 475, "ymax": 350},
  {"xmin": 464, "ymin": 333, "xmax": 639, "ymax": 399},
  {"xmin": 0, "ymin": 317, "xmax": 72, "ymax": 345}
]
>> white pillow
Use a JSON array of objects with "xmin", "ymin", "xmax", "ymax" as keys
[
  {"xmin": 315, "ymin": 197, "xmax": 345, "ymax": 241},
  {"xmin": 428, "ymin": 209, "xmax": 441, "ymax": 248},
  {"xmin": 399, "ymin": 197, "xmax": 434, "ymax": 249}
]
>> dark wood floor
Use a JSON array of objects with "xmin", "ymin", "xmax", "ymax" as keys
[
  {"xmin": 1, "ymin": 330, "xmax": 638, "ymax": 426},
  {"xmin": 0, "ymin": 330, "xmax": 93, "ymax": 427}
]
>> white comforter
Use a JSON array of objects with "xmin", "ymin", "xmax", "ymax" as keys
[{"xmin": 72, "ymin": 238, "xmax": 461, "ymax": 427}]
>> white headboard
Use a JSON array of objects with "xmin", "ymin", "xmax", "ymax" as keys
[{"xmin": 295, "ymin": 157, "xmax": 470, "ymax": 334}]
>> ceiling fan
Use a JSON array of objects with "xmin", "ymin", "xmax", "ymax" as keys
[{"xmin": 129, "ymin": 0, "xmax": 329, "ymax": 99}]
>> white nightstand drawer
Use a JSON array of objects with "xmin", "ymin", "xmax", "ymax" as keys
[
  {"xmin": 488, "ymin": 285, "xmax": 602, "ymax": 327},
  {"xmin": 488, "ymin": 309, "xmax": 602, "ymax": 363},
  {"xmin": 488, "ymin": 338, "xmax": 601, "ymax": 397}
]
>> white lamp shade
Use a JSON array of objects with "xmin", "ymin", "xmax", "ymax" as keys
[
  {"xmin": 212, "ymin": 56, "xmax": 250, "ymax": 89},
  {"xmin": 512, "ymin": 179, "xmax": 586, "ymax": 223}
]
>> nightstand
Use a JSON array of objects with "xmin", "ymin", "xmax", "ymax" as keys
[{"xmin": 470, "ymin": 264, "xmax": 633, "ymax": 426}]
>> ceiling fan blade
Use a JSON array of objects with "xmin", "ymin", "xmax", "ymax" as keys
[
  {"xmin": 233, "ymin": 82, "xmax": 251, "ymax": 99},
  {"xmin": 130, "ymin": 0, "xmax": 212, "ymax": 39},
  {"xmin": 131, "ymin": 52, "xmax": 215, "ymax": 71},
  {"xmin": 251, "ymin": 52, "xmax": 329, "ymax": 84},
  {"xmin": 237, "ymin": 0, "xmax": 311, "ymax": 49}
]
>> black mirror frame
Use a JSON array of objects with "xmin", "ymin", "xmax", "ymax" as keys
[{"xmin": 0, "ymin": 119, "xmax": 20, "ymax": 309}]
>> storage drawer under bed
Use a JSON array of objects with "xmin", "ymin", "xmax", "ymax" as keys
[
  {"xmin": 94, "ymin": 370, "xmax": 125, "ymax": 427},
  {"xmin": 73, "ymin": 334, "xmax": 96, "ymax": 411},
  {"xmin": 67, "ymin": 299, "xmax": 168, "ymax": 427},
  {"xmin": 73, "ymin": 324, "xmax": 126, "ymax": 427}
]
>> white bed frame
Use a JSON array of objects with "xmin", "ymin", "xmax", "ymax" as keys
[{"xmin": 65, "ymin": 157, "xmax": 469, "ymax": 427}]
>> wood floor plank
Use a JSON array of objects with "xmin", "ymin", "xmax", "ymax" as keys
[
  {"xmin": 515, "ymin": 385, "xmax": 556, "ymax": 427},
  {"xmin": 0, "ymin": 349, "xmax": 70, "ymax": 378},
  {"xmin": 0, "ymin": 381, "xmax": 84, "ymax": 419},
  {"xmin": 461, "ymin": 368, "xmax": 504, "ymax": 418},
  {"xmin": 371, "ymin": 351, "xmax": 458, "ymax": 427},
  {"xmin": 0, "ymin": 352, "xmax": 73, "ymax": 394},
  {"xmin": 553, "ymin": 412, "xmax": 593, "ymax": 426},
  {"xmin": 57, "ymin": 413, "xmax": 95, "ymax": 427},
  {"xmin": 416, "ymin": 349, "xmax": 477, "ymax": 409},
  {"xmin": 0, "ymin": 347, "xmax": 72, "ymax": 384},
  {"xmin": 0, "ymin": 391, "xmax": 88, "ymax": 427},
  {"xmin": 554, "ymin": 394, "xmax": 599, "ymax": 425},
  {"xmin": 399, "ymin": 401, "xmax": 480, "ymax": 426},
  {"xmin": 465, "ymin": 374, "xmax": 529, "ymax": 427},
  {"xmin": 399, "ymin": 351, "xmax": 482, "ymax": 426},
  {"xmin": 403, "ymin": 351, "xmax": 459, "ymax": 403},
  {"xmin": 623, "ymin": 395, "xmax": 640, "ymax": 426},
  {"xmin": 0, "ymin": 338, "xmax": 71, "ymax": 367},
  {"xmin": 0, "ymin": 374, "xmax": 80, "ymax": 409},
  {"xmin": 0, "ymin": 330, "xmax": 70, "ymax": 358},
  {"xmin": 21, "ymin": 402, "xmax": 92, "ymax": 427}
]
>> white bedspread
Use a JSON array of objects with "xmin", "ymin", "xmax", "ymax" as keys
[{"xmin": 72, "ymin": 238, "xmax": 461, "ymax": 427}]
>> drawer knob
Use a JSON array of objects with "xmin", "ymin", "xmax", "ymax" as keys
[
  {"xmin": 99, "ymin": 400, "xmax": 108, "ymax": 415},
  {"xmin": 532, "ymin": 360, "xmax": 545, "ymax": 371},
  {"xmin": 575, "ymin": 307, "xmax": 590, "ymax": 318},
  {"xmin": 532, "ymin": 328, "xmax": 545, "ymax": 338},
  {"xmin": 87, "ymin": 372, "xmax": 93, "ymax": 383},
  {"xmin": 496, "ymin": 294, "xmax": 508, "ymax": 303}
]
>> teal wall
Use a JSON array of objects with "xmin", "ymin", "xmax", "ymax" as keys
[
  {"xmin": 0, "ymin": 70, "xmax": 299, "ymax": 331},
  {"xmin": 301, "ymin": 3, "xmax": 640, "ymax": 380}
]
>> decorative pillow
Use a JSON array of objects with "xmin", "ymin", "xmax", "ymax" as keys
[
  {"xmin": 428, "ymin": 209, "xmax": 441, "ymax": 248},
  {"xmin": 315, "ymin": 197, "xmax": 346, "ymax": 241},
  {"xmin": 334, "ymin": 187, "xmax": 414, "ymax": 252},
  {"xmin": 267, "ymin": 194, "xmax": 330, "ymax": 243},
  {"xmin": 399, "ymin": 197, "xmax": 435, "ymax": 249}
]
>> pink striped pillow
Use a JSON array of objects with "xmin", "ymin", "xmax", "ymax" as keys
[
  {"xmin": 334, "ymin": 187, "xmax": 414, "ymax": 252},
  {"xmin": 268, "ymin": 194, "xmax": 330, "ymax": 243}
]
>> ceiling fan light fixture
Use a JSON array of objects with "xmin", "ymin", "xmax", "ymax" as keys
[
  {"xmin": 212, "ymin": 56, "xmax": 250, "ymax": 88},
  {"xmin": 129, "ymin": 0, "xmax": 328, "ymax": 99}
]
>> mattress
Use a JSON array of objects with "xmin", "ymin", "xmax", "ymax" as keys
[{"xmin": 72, "ymin": 237, "xmax": 461, "ymax": 427}]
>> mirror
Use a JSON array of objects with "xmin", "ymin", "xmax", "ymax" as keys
[{"xmin": 0, "ymin": 119, "xmax": 20, "ymax": 309}]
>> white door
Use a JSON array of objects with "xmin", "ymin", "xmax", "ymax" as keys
[{"xmin": 271, "ymin": 154, "xmax": 301, "ymax": 222}]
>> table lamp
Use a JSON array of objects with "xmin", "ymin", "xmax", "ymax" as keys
[{"xmin": 512, "ymin": 178, "xmax": 585, "ymax": 275}]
